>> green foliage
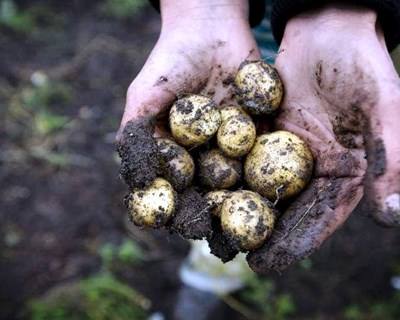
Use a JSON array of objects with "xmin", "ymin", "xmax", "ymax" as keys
[
  {"xmin": 101, "ymin": 0, "xmax": 147, "ymax": 19},
  {"xmin": 5, "ymin": 78, "xmax": 73, "ymax": 167},
  {"xmin": 0, "ymin": 0, "xmax": 35, "ymax": 33},
  {"xmin": 343, "ymin": 293, "xmax": 400, "ymax": 320},
  {"xmin": 236, "ymin": 274, "xmax": 296, "ymax": 320},
  {"xmin": 99, "ymin": 239, "xmax": 145, "ymax": 270},
  {"xmin": 344, "ymin": 305, "xmax": 363, "ymax": 320},
  {"xmin": 30, "ymin": 273, "xmax": 150, "ymax": 320}
]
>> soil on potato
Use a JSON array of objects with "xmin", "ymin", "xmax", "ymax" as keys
[{"xmin": 1, "ymin": 1, "xmax": 400, "ymax": 320}]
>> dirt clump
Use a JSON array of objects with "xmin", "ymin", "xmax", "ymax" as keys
[{"xmin": 117, "ymin": 118, "xmax": 160, "ymax": 189}]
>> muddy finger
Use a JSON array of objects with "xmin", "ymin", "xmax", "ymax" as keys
[{"xmin": 247, "ymin": 177, "xmax": 363, "ymax": 274}]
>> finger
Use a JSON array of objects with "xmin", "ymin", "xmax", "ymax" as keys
[{"xmin": 247, "ymin": 176, "xmax": 364, "ymax": 273}]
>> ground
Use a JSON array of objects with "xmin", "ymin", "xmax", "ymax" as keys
[{"xmin": 0, "ymin": 1, "xmax": 400, "ymax": 320}]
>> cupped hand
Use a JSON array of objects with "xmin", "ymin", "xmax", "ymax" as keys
[
  {"xmin": 118, "ymin": 0, "xmax": 260, "ymax": 137},
  {"xmin": 248, "ymin": 4, "xmax": 400, "ymax": 273}
]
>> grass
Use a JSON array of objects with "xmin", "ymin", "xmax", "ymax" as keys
[{"xmin": 30, "ymin": 273, "xmax": 150, "ymax": 320}]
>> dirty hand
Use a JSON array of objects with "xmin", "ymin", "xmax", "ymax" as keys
[
  {"xmin": 119, "ymin": 0, "xmax": 260, "ymax": 134},
  {"xmin": 248, "ymin": 4, "xmax": 400, "ymax": 273}
]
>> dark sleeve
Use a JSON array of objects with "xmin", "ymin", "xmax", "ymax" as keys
[
  {"xmin": 148, "ymin": 0, "xmax": 266, "ymax": 28},
  {"xmin": 271, "ymin": 0, "xmax": 400, "ymax": 51}
]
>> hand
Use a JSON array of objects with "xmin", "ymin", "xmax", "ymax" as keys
[
  {"xmin": 248, "ymin": 4, "xmax": 400, "ymax": 273},
  {"xmin": 118, "ymin": 0, "xmax": 260, "ymax": 137}
]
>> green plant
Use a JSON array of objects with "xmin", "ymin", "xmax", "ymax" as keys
[
  {"xmin": 222, "ymin": 273, "xmax": 295, "ymax": 320},
  {"xmin": 100, "ymin": 0, "xmax": 147, "ymax": 19},
  {"xmin": 99, "ymin": 239, "xmax": 145, "ymax": 270},
  {"xmin": 343, "ymin": 293, "xmax": 400, "ymax": 320},
  {"xmin": 5, "ymin": 79, "xmax": 74, "ymax": 168},
  {"xmin": 0, "ymin": 0, "xmax": 35, "ymax": 33},
  {"xmin": 30, "ymin": 273, "xmax": 150, "ymax": 320}
]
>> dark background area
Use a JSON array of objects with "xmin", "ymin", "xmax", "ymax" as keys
[{"xmin": 1, "ymin": 1, "xmax": 400, "ymax": 319}]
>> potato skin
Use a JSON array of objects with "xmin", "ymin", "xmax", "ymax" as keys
[
  {"xmin": 235, "ymin": 60, "xmax": 283, "ymax": 115},
  {"xmin": 128, "ymin": 178, "xmax": 176, "ymax": 228},
  {"xmin": 220, "ymin": 190, "xmax": 275, "ymax": 251},
  {"xmin": 244, "ymin": 131, "xmax": 314, "ymax": 201},
  {"xmin": 169, "ymin": 95, "xmax": 221, "ymax": 147},
  {"xmin": 156, "ymin": 138, "xmax": 195, "ymax": 192},
  {"xmin": 217, "ymin": 114, "xmax": 256, "ymax": 158},
  {"xmin": 198, "ymin": 149, "xmax": 242, "ymax": 189},
  {"xmin": 220, "ymin": 105, "xmax": 247, "ymax": 122},
  {"xmin": 204, "ymin": 190, "xmax": 232, "ymax": 217}
]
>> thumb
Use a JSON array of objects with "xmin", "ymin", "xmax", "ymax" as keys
[{"xmin": 118, "ymin": 42, "xmax": 210, "ymax": 139}]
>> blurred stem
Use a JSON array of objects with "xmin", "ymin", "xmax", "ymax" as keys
[{"xmin": 219, "ymin": 294, "xmax": 260, "ymax": 320}]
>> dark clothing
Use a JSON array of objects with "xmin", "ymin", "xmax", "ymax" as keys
[{"xmin": 148, "ymin": 0, "xmax": 400, "ymax": 51}]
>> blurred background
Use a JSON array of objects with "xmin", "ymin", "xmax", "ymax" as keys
[{"xmin": 1, "ymin": 1, "xmax": 400, "ymax": 319}]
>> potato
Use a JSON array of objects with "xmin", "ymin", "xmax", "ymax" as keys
[
  {"xmin": 156, "ymin": 138, "xmax": 195, "ymax": 192},
  {"xmin": 235, "ymin": 60, "xmax": 283, "ymax": 115},
  {"xmin": 244, "ymin": 131, "xmax": 313, "ymax": 201},
  {"xmin": 217, "ymin": 114, "xmax": 256, "ymax": 158},
  {"xmin": 169, "ymin": 95, "xmax": 221, "ymax": 147},
  {"xmin": 127, "ymin": 178, "xmax": 176, "ymax": 228},
  {"xmin": 220, "ymin": 105, "xmax": 247, "ymax": 122},
  {"xmin": 220, "ymin": 190, "xmax": 275, "ymax": 251},
  {"xmin": 204, "ymin": 190, "xmax": 232, "ymax": 217},
  {"xmin": 199, "ymin": 149, "xmax": 241, "ymax": 189}
]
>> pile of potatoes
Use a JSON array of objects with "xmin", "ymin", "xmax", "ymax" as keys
[{"xmin": 126, "ymin": 60, "xmax": 314, "ymax": 254}]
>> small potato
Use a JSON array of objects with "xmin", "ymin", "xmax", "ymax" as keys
[
  {"xmin": 221, "ymin": 190, "xmax": 275, "ymax": 251},
  {"xmin": 220, "ymin": 105, "xmax": 247, "ymax": 122},
  {"xmin": 217, "ymin": 114, "xmax": 256, "ymax": 158},
  {"xmin": 204, "ymin": 190, "xmax": 232, "ymax": 217},
  {"xmin": 169, "ymin": 95, "xmax": 221, "ymax": 147},
  {"xmin": 235, "ymin": 60, "xmax": 283, "ymax": 115},
  {"xmin": 127, "ymin": 178, "xmax": 176, "ymax": 228},
  {"xmin": 199, "ymin": 149, "xmax": 241, "ymax": 189},
  {"xmin": 156, "ymin": 138, "xmax": 195, "ymax": 192},
  {"xmin": 244, "ymin": 131, "xmax": 314, "ymax": 201}
]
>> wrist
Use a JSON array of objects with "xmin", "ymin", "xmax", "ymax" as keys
[
  {"xmin": 282, "ymin": 4, "xmax": 378, "ymax": 45},
  {"xmin": 160, "ymin": 0, "xmax": 249, "ymax": 29}
]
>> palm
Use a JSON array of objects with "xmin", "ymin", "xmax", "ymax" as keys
[{"xmin": 248, "ymin": 15, "xmax": 400, "ymax": 273}]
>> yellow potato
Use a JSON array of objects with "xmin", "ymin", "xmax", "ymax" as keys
[
  {"xmin": 220, "ymin": 105, "xmax": 247, "ymax": 122},
  {"xmin": 235, "ymin": 60, "xmax": 283, "ymax": 115},
  {"xmin": 169, "ymin": 95, "xmax": 221, "ymax": 147},
  {"xmin": 220, "ymin": 190, "xmax": 275, "ymax": 251},
  {"xmin": 204, "ymin": 190, "xmax": 232, "ymax": 217},
  {"xmin": 156, "ymin": 138, "xmax": 195, "ymax": 191},
  {"xmin": 244, "ymin": 131, "xmax": 314, "ymax": 201},
  {"xmin": 217, "ymin": 114, "xmax": 256, "ymax": 158},
  {"xmin": 127, "ymin": 178, "xmax": 176, "ymax": 228},
  {"xmin": 199, "ymin": 149, "xmax": 241, "ymax": 189}
]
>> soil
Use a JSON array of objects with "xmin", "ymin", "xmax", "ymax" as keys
[
  {"xmin": 118, "ymin": 118, "xmax": 160, "ymax": 189},
  {"xmin": 169, "ymin": 188, "xmax": 212, "ymax": 240},
  {"xmin": 1, "ymin": 1, "xmax": 400, "ymax": 320}
]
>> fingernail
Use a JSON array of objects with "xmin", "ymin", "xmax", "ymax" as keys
[{"xmin": 384, "ymin": 193, "xmax": 400, "ymax": 225}]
